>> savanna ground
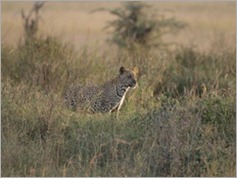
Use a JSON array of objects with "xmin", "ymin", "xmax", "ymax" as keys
[{"xmin": 1, "ymin": 2, "xmax": 236, "ymax": 177}]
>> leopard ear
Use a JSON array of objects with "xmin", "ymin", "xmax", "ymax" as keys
[
  {"xmin": 133, "ymin": 67, "xmax": 139, "ymax": 75},
  {"xmin": 119, "ymin": 66, "xmax": 125, "ymax": 74}
]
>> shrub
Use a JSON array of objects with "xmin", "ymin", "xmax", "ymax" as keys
[
  {"xmin": 21, "ymin": 2, "xmax": 46, "ymax": 42},
  {"xmin": 99, "ymin": 2, "xmax": 186, "ymax": 50}
]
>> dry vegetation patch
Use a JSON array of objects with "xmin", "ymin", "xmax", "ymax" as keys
[{"xmin": 1, "ymin": 2, "xmax": 236, "ymax": 177}]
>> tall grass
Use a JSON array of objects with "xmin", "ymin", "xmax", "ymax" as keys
[{"xmin": 1, "ymin": 34, "xmax": 236, "ymax": 176}]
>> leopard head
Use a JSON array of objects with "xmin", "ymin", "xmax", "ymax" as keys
[{"xmin": 118, "ymin": 66, "xmax": 139, "ymax": 89}]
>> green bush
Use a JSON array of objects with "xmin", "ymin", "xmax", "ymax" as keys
[{"xmin": 100, "ymin": 2, "xmax": 185, "ymax": 49}]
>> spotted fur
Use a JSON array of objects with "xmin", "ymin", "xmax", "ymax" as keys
[{"xmin": 64, "ymin": 66, "xmax": 138, "ymax": 114}]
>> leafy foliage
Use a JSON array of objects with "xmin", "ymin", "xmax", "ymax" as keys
[{"xmin": 99, "ymin": 2, "xmax": 186, "ymax": 49}]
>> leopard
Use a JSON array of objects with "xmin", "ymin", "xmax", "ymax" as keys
[{"xmin": 64, "ymin": 66, "xmax": 139, "ymax": 117}]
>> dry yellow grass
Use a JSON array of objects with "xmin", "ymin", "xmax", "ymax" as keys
[
  {"xmin": 2, "ymin": 1, "xmax": 236, "ymax": 51},
  {"xmin": 2, "ymin": 2, "xmax": 236, "ymax": 177}
]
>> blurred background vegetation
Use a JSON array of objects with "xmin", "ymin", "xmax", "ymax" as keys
[{"xmin": 1, "ymin": 1, "xmax": 236, "ymax": 177}]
